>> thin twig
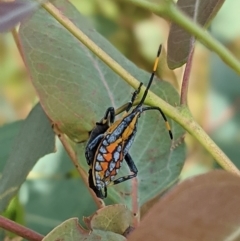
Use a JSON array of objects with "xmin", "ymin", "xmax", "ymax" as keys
[
  {"xmin": 131, "ymin": 177, "xmax": 139, "ymax": 227},
  {"xmin": 0, "ymin": 215, "xmax": 44, "ymax": 241},
  {"xmin": 117, "ymin": 0, "xmax": 240, "ymax": 75},
  {"xmin": 149, "ymin": 97, "xmax": 240, "ymax": 176},
  {"xmin": 180, "ymin": 44, "xmax": 195, "ymax": 105},
  {"xmin": 41, "ymin": 2, "xmax": 153, "ymax": 102},
  {"xmin": 53, "ymin": 125, "xmax": 105, "ymax": 209},
  {"xmin": 11, "ymin": 28, "xmax": 24, "ymax": 59}
]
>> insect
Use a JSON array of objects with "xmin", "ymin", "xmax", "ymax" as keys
[{"xmin": 85, "ymin": 45, "xmax": 173, "ymax": 199}]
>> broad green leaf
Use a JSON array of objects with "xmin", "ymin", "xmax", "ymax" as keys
[
  {"xmin": 129, "ymin": 171, "xmax": 240, "ymax": 241},
  {"xmin": 19, "ymin": 0, "xmax": 186, "ymax": 207},
  {"xmin": 43, "ymin": 218, "xmax": 125, "ymax": 241},
  {"xmin": 167, "ymin": 0, "xmax": 225, "ymax": 69},
  {"xmin": 0, "ymin": 121, "xmax": 22, "ymax": 172},
  {"xmin": 0, "ymin": 103, "xmax": 55, "ymax": 211},
  {"xmin": 84, "ymin": 204, "xmax": 133, "ymax": 235}
]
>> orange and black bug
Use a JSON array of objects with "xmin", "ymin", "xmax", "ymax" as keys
[{"xmin": 85, "ymin": 45, "xmax": 173, "ymax": 199}]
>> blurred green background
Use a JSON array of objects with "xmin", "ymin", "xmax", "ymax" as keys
[{"xmin": 1, "ymin": 0, "xmax": 240, "ymax": 237}]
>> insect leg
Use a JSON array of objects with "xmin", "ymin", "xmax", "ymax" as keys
[
  {"xmin": 97, "ymin": 107, "xmax": 115, "ymax": 125},
  {"xmin": 112, "ymin": 153, "xmax": 138, "ymax": 185},
  {"xmin": 124, "ymin": 83, "xmax": 143, "ymax": 113},
  {"xmin": 105, "ymin": 82, "xmax": 144, "ymax": 118},
  {"xmin": 142, "ymin": 106, "xmax": 173, "ymax": 139}
]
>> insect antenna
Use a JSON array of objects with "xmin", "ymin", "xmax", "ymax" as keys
[
  {"xmin": 137, "ymin": 44, "xmax": 162, "ymax": 107},
  {"xmin": 137, "ymin": 44, "xmax": 173, "ymax": 140}
]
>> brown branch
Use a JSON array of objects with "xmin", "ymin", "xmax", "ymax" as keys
[
  {"xmin": 11, "ymin": 28, "xmax": 24, "ymax": 60},
  {"xmin": 180, "ymin": 42, "xmax": 195, "ymax": 105},
  {"xmin": 131, "ymin": 177, "xmax": 139, "ymax": 227},
  {"xmin": 0, "ymin": 215, "xmax": 44, "ymax": 241},
  {"xmin": 53, "ymin": 124, "xmax": 104, "ymax": 209}
]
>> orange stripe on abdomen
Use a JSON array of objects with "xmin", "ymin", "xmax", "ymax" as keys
[
  {"xmin": 106, "ymin": 142, "xmax": 118, "ymax": 153},
  {"xmin": 103, "ymin": 153, "xmax": 112, "ymax": 162}
]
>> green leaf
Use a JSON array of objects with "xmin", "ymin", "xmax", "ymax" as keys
[
  {"xmin": 43, "ymin": 218, "xmax": 125, "ymax": 241},
  {"xmin": 167, "ymin": 0, "xmax": 225, "ymax": 69},
  {"xmin": 0, "ymin": 121, "xmax": 23, "ymax": 172},
  {"xmin": 19, "ymin": 0, "xmax": 186, "ymax": 207},
  {"xmin": 0, "ymin": 103, "xmax": 55, "ymax": 211},
  {"xmin": 129, "ymin": 171, "xmax": 240, "ymax": 241},
  {"xmin": 84, "ymin": 204, "xmax": 133, "ymax": 235}
]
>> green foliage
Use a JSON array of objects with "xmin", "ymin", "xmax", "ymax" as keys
[
  {"xmin": 1, "ymin": 0, "xmax": 240, "ymax": 240},
  {"xmin": 0, "ymin": 104, "xmax": 55, "ymax": 212},
  {"xmin": 43, "ymin": 217, "xmax": 126, "ymax": 241},
  {"xmin": 18, "ymin": 0, "xmax": 185, "ymax": 208}
]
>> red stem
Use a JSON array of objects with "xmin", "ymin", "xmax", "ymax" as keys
[
  {"xmin": 0, "ymin": 215, "xmax": 44, "ymax": 241},
  {"xmin": 131, "ymin": 177, "xmax": 139, "ymax": 227},
  {"xmin": 52, "ymin": 124, "xmax": 104, "ymax": 209},
  {"xmin": 180, "ymin": 42, "xmax": 195, "ymax": 105}
]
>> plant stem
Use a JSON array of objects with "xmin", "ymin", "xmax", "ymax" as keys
[
  {"xmin": 42, "ymin": 2, "xmax": 141, "ymax": 91},
  {"xmin": 41, "ymin": 1, "xmax": 169, "ymax": 110},
  {"xmin": 131, "ymin": 177, "xmax": 139, "ymax": 227},
  {"xmin": 118, "ymin": 0, "xmax": 240, "ymax": 75},
  {"xmin": 53, "ymin": 124, "xmax": 105, "ymax": 209},
  {"xmin": 148, "ymin": 95, "xmax": 240, "ymax": 176},
  {"xmin": 0, "ymin": 215, "xmax": 44, "ymax": 241},
  {"xmin": 180, "ymin": 44, "xmax": 195, "ymax": 105},
  {"xmin": 11, "ymin": 28, "xmax": 24, "ymax": 60}
]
